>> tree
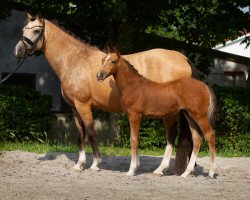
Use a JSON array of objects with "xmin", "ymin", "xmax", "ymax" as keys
[{"xmin": 2, "ymin": 0, "xmax": 249, "ymax": 75}]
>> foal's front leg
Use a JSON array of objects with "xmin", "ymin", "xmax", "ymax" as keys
[
  {"xmin": 153, "ymin": 118, "xmax": 176, "ymax": 176},
  {"xmin": 127, "ymin": 113, "xmax": 142, "ymax": 176}
]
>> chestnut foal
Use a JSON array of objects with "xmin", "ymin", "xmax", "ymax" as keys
[{"xmin": 97, "ymin": 52, "xmax": 216, "ymax": 178}]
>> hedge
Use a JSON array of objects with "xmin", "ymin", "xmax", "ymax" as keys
[
  {"xmin": 117, "ymin": 86, "xmax": 250, "ymax": 153},
  {"xmin": 0, "ymin": 85, "xmax": 52, "ymax": 142}
]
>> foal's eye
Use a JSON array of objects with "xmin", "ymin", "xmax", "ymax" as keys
[{"xmin": 111, "ymin": 61, "xmax": 116, "ymax": 64}]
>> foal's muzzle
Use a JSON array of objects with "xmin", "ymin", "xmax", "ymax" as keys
[{"xmin": 96, "ymin": 71, "xmax": 107, "ymax": 82}]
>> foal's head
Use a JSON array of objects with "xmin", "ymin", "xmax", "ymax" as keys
[
  {"xmin": 14, "ymin": 12, "xmax": 45, "ymax": 58},
  {"xmin": 96, "ymin": 53, "xmax": 120, "ymax": 82}
]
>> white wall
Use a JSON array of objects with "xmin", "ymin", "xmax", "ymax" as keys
[
  {"xmin": 206, "ymin": 59, "xmax": 248, "ymax": 87},
  {"xmin": 214, "ymin": 34, "xmax": 250, "ymax": 58}
]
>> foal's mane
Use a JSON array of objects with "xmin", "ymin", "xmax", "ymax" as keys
[{"xmin": 121, "ymin": 58, "xmax": 146, "ymax": 80}]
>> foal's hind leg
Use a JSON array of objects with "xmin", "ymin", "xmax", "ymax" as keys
[
  {"xmin": 75, "ymin": 103, "xmax": 101, "ymax": 172},
  {"xmin": 153, "ymin": 117, "xmax": 176, "ymax": 176},
  {"xmin": 192, "ymin": 117, "xmax": 216, "ymax": 178},
  {"xmin": 181, "ymin": 114, "xmax": 202, "ymax": 178},
  {"xmin": 72, "ymin": 109, "xmax": 87, "ymax": 171}
]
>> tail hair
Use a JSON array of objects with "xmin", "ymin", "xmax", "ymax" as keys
[{"xmin": 207, "ymin": 87, "xmax": 217, "ymax": 124}]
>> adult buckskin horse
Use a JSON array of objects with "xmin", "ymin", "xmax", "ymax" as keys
[{"xmin": 14, "ymin": 13, "xmax": 195, "ymax": 174}]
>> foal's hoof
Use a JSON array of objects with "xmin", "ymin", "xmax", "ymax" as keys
[
  {"xmin": 153, "ymin": 170, "xmax": 164, "ymax": 176},
  {"xmin": 208, "ymin": 172, "xmax": 215, "ymax": 179},
  {"xmin": 126, "ymin": 171, "xmax": 135, "ymax": 176},
  {"xmin": 73, "ymin": 164, "xmax": 83, "ymax": 171},
  {"xmin": 90, "ymin": 166, "xmax": 101, "ymax": 173},
  {"xmin": 181, "ymin": 172, "xmax": 189, "ymax": 178}
]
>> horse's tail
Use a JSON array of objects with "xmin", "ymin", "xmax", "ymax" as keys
[
  {"xmin": 174, "ymin": 111, "xmax": 193, "ymax": 175},
  {"xmin": 207, "ymin": 86, "xmax": 217, "ymax": 124}
]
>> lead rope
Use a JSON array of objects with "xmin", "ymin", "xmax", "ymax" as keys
[{"xmin": 0, "ymin": 56, "xmax": 27, "ymax": 84}]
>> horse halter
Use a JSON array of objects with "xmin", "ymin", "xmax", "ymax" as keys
[{"xmin": 21, "ymin": 18, "xmax": 45, "ymax": 55}]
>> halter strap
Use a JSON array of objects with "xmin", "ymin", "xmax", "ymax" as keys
[{"xmin": 21, "ymin": 19, "xmax": 45, "ymax": 55}]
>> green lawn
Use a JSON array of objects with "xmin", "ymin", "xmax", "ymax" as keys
[{"xmin": 0, "ymin": 142, "xmax": 248, "ymax": 157}]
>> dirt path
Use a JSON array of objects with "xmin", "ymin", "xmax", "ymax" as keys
[{"xmin": 0, "ymin": 151, "xmax": 249, "ymax": 200}]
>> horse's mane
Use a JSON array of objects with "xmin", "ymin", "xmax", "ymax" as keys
[{"xmin": 47, "ymin": 19, "xmax": 99, "ymax": 51}]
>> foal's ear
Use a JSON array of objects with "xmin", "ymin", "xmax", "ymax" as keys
[
  {"xmin": 114, "ymin": 46, "xmax": 121, "ymax": 58},
  {"xmin": 36, "ymin": 11, "xmax": 42, "ymax": 22}
]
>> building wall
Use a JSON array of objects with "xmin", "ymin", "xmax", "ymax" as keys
[
  {"xmin": 0, "ymin": 10, "xmax": 61, "ymax": 111},
  {"xmin": 206, "ymin": 58, "xmax": 249, "ymax": 87}
]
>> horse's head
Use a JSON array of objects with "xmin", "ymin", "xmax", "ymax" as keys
[
  {"xmin": 96, "ymin": 52, "xmax": 120, "ymax": 82},
  {"xmin": 14, "ymin": 12, "xmax": 45, "ymax": 58}
]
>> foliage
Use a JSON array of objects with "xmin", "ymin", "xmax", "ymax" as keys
[
  {"xmin": 117, "ymin": 86, "xmax": 250, "ymax": 155},
  {"xmin": 118, "ymin": 116, "xmax": 166, "ymax": 149},
  {"xmin": 0, "ymin": 85, "xmax": 52, "ymax": 142},
  {"xmin": 2, "ymin": 0, "xmax": 249, "ymax": 49},
  {"xmin": 2, "ymin": 1, "xmax": 248, "ymax": 77},
  {"xmin": 212, "ymin": 86, "xmax": 250, "ymax": 150}
]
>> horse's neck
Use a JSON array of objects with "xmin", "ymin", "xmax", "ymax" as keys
[
  {"xmin": 114, "ymin": 58, "xmax": 144, "ymax": 91},
  {"xmin": 42, "ymin": 20, "xmax": 95, "ymax": 79}
]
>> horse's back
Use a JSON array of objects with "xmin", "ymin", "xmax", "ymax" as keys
[{"xmin": 123, "ymin": 49, "xmax": 193, "ymax": 82}]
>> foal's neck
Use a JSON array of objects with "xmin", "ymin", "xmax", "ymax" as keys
[{"xmin": 113, "ymin": 58, "xmax": 144, "ymax": 91}]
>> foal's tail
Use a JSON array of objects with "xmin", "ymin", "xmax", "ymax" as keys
[
  {"xmin": 174, "ymin": 111, "xmax": 193, "ymax": 175},
  {"xmin": 207, "ymin": 86, "xmax": 217, "ymax": 124}
]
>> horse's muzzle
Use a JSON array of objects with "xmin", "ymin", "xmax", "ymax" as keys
[{"xmin": 14, "ymin": 41, "xmax": 26, "ymax": 58}]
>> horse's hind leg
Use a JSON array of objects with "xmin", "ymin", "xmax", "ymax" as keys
[
  {"xmin": 75, "ymin": 103, "xmax": 101, "ymax": 172},
  {"xmin": 153, "ymin": 117, "xmax": 176, "ymax": 176},
  {"xmin": 181, "ymin": 114, "xmax": 202, "ymax": 178},
  {"xmin": 72, "ymin": 109, "xmax": 87, "ymax": 171}
]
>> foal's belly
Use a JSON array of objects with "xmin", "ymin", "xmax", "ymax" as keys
[{"xmin": 143, "ymin": 108, "xmax": 179, "ymax": 119}]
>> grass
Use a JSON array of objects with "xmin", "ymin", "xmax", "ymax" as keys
[
  {"xmin": 0, "ymin": 142, "xmax": 248, "ymax": 157},
  {"xmin": 0, "ymin": 142, "xmax": 164, "ymax": 156}
]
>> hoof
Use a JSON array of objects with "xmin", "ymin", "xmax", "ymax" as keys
[
  {"xmin": 181, "ymin": 172, "xmax": 189, "ymax": 178},
  {"xmin": 126, "ymin": 171, "xmax": 135, "ymax": 176},
  {"xmin": 153, "ymin": 170, "xmax": 164, "ymax": 176},
  {"xmin": 208, "ymin": 172, "xmax": 215, "ymax": 179},
  {"xmin": 90, "ymin": 166, "xmax": 101, "ymax": 173},
  {"xmin": 73, "ymin": 164, "xmax": 83, "ymax": 171}
]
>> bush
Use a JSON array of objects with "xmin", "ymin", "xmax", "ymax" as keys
[
  {"xmin": 213, "ymin": 86, "xmax": 250, "ymax": 142},
  {"xmin": 117, "ymin": 86, "xmax": 250, "ymax": 154},
  {"xmin": 0, "ymin": 85, "xmax": 52, "ymax": 142},
  {"xmin": 118, "ymin": 116, "xmax": 165, "ymax": 149}
]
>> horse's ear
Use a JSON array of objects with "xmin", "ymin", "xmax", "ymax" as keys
[
  {"xmin": 36, "ymin": 11, "xmax": 42, "ymax": 22},
  {"xmin": 25, "ymin": 11, "xmax": 33, "ymax": 21}
]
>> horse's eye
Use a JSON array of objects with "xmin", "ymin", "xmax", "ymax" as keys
[
  {"xmin": 111, "ymin": 61, "xmax": 116, "ymax": 64},
  {"xmin": 34, "ymin": 29, "xmax": 40, "ymax": 34}
]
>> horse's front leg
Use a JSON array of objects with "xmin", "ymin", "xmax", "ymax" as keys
[
  {"xmin": 75, "ymin": 102, "xmax": 101, "ymax": 172},
  {"xmin": 72, "ymin": 109, "xmax": 87, "ymax": 171},
  {"xmin": 153, "ymin": 117, "xmax": 176, "ymax": 176},
  {"xmin": 127, "ymin": 113, "xmax": 142, "ymax": 176}
]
